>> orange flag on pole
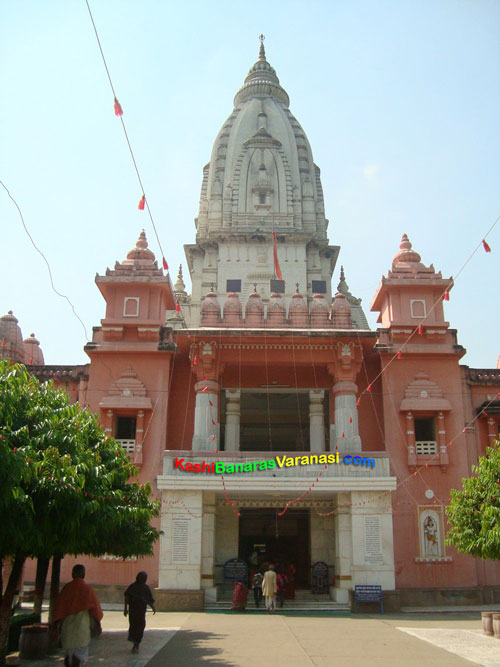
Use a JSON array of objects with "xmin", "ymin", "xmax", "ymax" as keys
[{"xmin": 272, "ymin": 231, "xmax": 283, "ymax": 280}]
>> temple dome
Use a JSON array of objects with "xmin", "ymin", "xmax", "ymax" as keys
[
  {"xmin": 23, "ymin": 333, "xmax": 44, "ymax": 365},
  {"xmin": 200, "ymin": 290, "xmax": 221, "ymax": 326},
  {"xmin": 0, "ymin": 311, "xmax": 25, "ymax": 363},
  {"xmin": 124, "ymin": 230, "xmax": 156, "ymax": 264}
]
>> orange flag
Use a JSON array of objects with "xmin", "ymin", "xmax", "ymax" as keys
[{"xmin": 271, "ymin": 231, "xmax": 283, "ymax": 281}]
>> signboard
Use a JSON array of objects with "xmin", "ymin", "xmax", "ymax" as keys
[
  {"xmin": 223, "ymin": 558, "xmax": 248, "ymax": 584},
  {"xmin": 172, "ymin": 517, "xmax": 190, "ymax": 564},
  {"xmin": 364, "ymin": 516, "xmax": 383, "ymax": 564}
]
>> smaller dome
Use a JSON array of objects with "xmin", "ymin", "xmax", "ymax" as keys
[
  {"xmin": 330, "ymin": 293, "xmax": 352, "ymax": 329},
  {"xmin": 310, "ymin": 293, "xmax": 330, "ymax": 327},
  {"xmin": 174, "ymin": 264, "xmax": 187, "ymax": 295},
  {"xmin": 23, "ymin": 333, "xmax": 44, "ymax": 365},
  {"xmin": 267, "ymin": 292, "xmax": 286, "ymax": 327},
  {"xmin": 392, "ymin": 233, "xmax": 422, "ymax": 267},
  {"xmin": 289, "ymin": 291, "xmax": 308, "ymax": 327},
  {"xmin": 125, "ymin": 230, "xmax": 156, "ymax": 263},
  {"xmin": 245, "ymin": 290, "xmax": 264, "ymax": 327},
  {"xmin": 223, "ymin": 293, "xmax": 242, "ymax": 326},
  {"xmin": 0, "ymin": 310, "xmax": 25, "ymax": 363},
  {"xmin": 200, "ymin": 290, "xmax": 221, "ymax": 326}
]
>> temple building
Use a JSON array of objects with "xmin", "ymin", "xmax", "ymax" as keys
[{"xmin": 7, "ymin": 41, "xmax": 500, "ymax": 610}]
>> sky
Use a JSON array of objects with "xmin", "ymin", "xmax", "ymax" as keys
[{"xmin": 1, "ymin": 0, "xmax": 499, "ymax": 367}]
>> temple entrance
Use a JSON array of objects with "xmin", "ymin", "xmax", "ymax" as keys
[{"xmin": 238, "ymin": 508, "xmax": 310, "ymax": 587}]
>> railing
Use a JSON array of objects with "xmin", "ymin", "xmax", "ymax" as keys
[
  {"xmin": 415, "ymin": 441, "xmax": 437, "ymax": 456},
  {"xmin": 116, "ymin": 439, "xmax": 136, "ymax": 454}
]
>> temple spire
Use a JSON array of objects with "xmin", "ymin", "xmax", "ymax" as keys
[{"xmin": 258, "ymin": 34, "xmax": 266, "ymax": 61}]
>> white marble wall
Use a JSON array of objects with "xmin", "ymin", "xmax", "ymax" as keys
[
  {"xmin": 333, "ymin": 492, "xmax": 353, "ymax": 603},
  {"xmin": 159, "ymin": 490, "xmax": 203, "ymax": 590},
  {"xmin": 214, "ymin": 504, "xmax": 239, "ymax": 584},
  {"xmin": 350, "ymin": 491, "xmax": 395, "ymax": 590},
  {"xmin": 192, "ymin": 391, "xmax": 219, "ymax": 451}
]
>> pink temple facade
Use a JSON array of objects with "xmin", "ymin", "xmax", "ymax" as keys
[{"xmin": 3, "ymin": 42, "xmax": 500, "ymax": 610}]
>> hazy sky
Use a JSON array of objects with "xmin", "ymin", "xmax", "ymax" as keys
[{"xmin": 1, "ymin": 0, "xmax": 499, "ymax": 367}]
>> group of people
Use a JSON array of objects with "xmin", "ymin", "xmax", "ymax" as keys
[
  {"xmin": 53, "ymin": 564, "xmax": 155, "ymax": 666},
  {"xmin": 232, "ymin": 562, "xmax": 295, "ymax": 613}
]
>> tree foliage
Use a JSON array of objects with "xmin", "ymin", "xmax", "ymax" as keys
[
  {"xmin": 446, "ymin": 440, "xmax": 500, "ymax": 560},
  {"xmin": 0, "ymin": 361, "xmax": 160, "ymax": 560}
]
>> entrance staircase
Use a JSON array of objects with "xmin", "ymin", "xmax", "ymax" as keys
[{"xmin": 205, "ymin": 588, "xmax": 350, "ymax": 613}]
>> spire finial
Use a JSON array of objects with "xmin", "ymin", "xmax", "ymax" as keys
[
  {"xmin": 337, "ymin": 266, "xmax": 350, "ymax": 295},
  {"xmin": 258, "ymin": 34, "xmax": 266, "ymax": 61},
  {"xmin": 295, "ymin": 282, "xmax": 300, "ymax": 294}
]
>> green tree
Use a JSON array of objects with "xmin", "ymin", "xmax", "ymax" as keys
[
  {"xmin": 0, "ymin": 362, "xmax": 160, "ymax": 665},
  {"xmin": 446, "ymin": 440, "xmax": 500, "ymax": 560}
]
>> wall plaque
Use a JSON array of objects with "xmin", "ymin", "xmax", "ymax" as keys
[
  {"xmin": 172, "ymin": 517, "xmax": 190, "ymax": 563},
  {"xmin": 364, "ymin": 515, "xmax": 383, "ymax": 564}
]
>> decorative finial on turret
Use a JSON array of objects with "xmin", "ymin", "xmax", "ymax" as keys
[
  {"xmin": 337, "ymin": 265, "xmax": 349, "ymax": 295},
  {"xmin": 174, "ymin": 264, "xmax": 186, "ymax": 294},
  {"xmin": 295, "ymin": 282, "xmax": 300, "ymax": 294},
  {"xmin": 253, "ymin": 283, "xmax": 258, "ymax": 293},
  {"xmin": 392, "ymin": 233, "xmax": 422, "ymax": 266},
  {"xmin": 258, "ymin": 34, "xmax": 266, "ymax": 61},
  {"xmin": 210, "ymin": 283, "xmax": 215, "ymax": 293}
]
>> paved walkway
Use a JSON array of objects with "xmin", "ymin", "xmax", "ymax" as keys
[{"xmin": 7, "ymin": 610, "xmax": 500, "ymax": 666}]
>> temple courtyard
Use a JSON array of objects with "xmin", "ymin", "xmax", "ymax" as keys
[{"xmin": 7, "ymin": 608, "xmax": 500, "ymax": 666}]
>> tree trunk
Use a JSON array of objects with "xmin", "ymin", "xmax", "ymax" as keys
[
  {"xmin": 33, "ymin": 557, "xmax": 50, "ymax": 615},
  {"xmin": 0, "ymin": 555, "xmax": 26, "ymax": 667},
  {"xmin": 48, "ymin": 555, "xmax": 62, "ymax": 649}
]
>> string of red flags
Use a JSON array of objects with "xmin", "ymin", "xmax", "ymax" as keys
[
  {"xmin": 113, "ymin": 97, "xmax": 123, "ymax": 117},
  {"xmin": 483, "ymin": 239, "xmax": 492, "ymax": 253},
  {"xmin": 138, "ymin": 195, "xmax": 145, "ymax": 210}
]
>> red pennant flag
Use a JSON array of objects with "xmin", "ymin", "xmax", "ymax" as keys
[
  {"xmin": 113, "ymin": 97, "xmax": 123, "ymax": 117},
  {"xmin": 175, "ymin": 301, "xmax": 181, "ymax": 313},
  {"xmin": 367, "ymin": 384, "xmax": 372, "ymax": 393},
  {"xmin": 193, "ymin": 355, "xmax": 198, "ymax": 365},
  {"xmin": 397, "ymin": 350, "xmax": 403, "ymax": 359},
  {"xmin": 138, "ymin": 195, "xmax": 145, "ymax": 210},
  {"xmin": 1, "ymin": 339, "xmax": 5, "ymax": 347},
  {"xmin": 211, "ymin": 435, "xmax": 216, "ymax": 441},
  {"xmin": 482, "ymin": 239, "xmax": 491, "ymax": 253},
  {"xmin": 349, "ymin": 417, "xmax": 353, "ymax": 423},
  {"xmin": 271, "ymin": 231, "xmax": 283, "ymax": 281},
  {"xmin": 418, "ymin": 324, "xmax": 424, "ymax": 335},
  {"xmin": 444, "ymin": 291, "xmax": 449, "ymax": 301},
  {"xmin": 356, "ymin": 398, "xmax": 360, "ymax": 406},
  {"xmin": 209, "ymin": 401, "xmax": 214, "ymax": 407},
  {"xmin": 29, "ymin": 358, "xmax": 33, "ymax": 365},
  {"xmin": 202, "ymin": 386, "xmax": 208, "ymax": 393},
  {"xmin": 341, "ymin": 432, "xmax": 345, "ymax": 438},
  {"xmin": 162, "ymin": 257, "xmax": 169, "ymax": 271}
]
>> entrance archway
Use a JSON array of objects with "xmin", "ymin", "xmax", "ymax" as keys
[{"xmin": 238, "ymin": 508, "xmax": 310, "ymax": 587}]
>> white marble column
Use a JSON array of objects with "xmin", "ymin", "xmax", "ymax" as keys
[
  {"xmin": 201, "ymin": 492, "xmax": 217, "ymax": 601},
  {"xmin": 331, "ymin": 381, "xmax": 361, "ymax": 452},
  {"xmin": 192, "ymin": 379, "xmax": 219, "ymax": 451},
  {"xmin": 309, "ymin": 389, "xmax": 326, "ymax": 452},
  {"xmin": 333, "ymin": 492, "xmax": 352, "ymax": 603},
  {"xmin": 224, "ymin": 389, "xmax": 241, "ymax": 452}
]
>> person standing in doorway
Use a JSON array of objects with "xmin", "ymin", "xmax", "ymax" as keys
[
  {"xmin": 252, "ymin": 569, "xmax": 264, "ymax": 608},
  {"xmin": 124, "ymin": 571, "xmax": 156, "ymax": 653},
  {"xmin": 262, "ymin": 564, "xmax": 277, "ymax": 613}
]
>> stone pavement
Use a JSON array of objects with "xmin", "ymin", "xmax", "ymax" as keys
[{"xmin": 7, "ymin": 610, "xmax": 500, "ymax": 666}]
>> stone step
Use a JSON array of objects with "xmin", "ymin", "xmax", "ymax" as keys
[{"xmin": 206, "ymin": 603, "xmax": 350, "ymax": 612}]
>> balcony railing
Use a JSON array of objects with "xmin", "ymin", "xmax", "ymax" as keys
[
  {"xmin": 116, "ymin": 439, "xmax": 136, "ymax": 454},
  {"xmin": 415, "ymin": 441, "xmax": 437, "ymax": 456}
]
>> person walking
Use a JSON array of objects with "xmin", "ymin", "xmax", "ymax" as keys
[
  {"xmin": 262, "ymin": 563, "xmax": 277, "ymax": 613},
  {"xmin": 252, "ymin": 569, "xmax": 264, "ymax": 608},
  {"xmin": 53, "ymin": 564, "xmax": 103, "ymax": 667},
  {"xmin": 231, "ymin": 579, "xmax": 249, "ymax": 612},
  {"xmin": 124, "ymin": 571, "xmax": 156, "ymax": 653}
]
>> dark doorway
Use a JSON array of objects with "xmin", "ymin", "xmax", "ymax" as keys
[{"xmin": 238, "ymin": 508, "xmax": 310, "ymax": 587}]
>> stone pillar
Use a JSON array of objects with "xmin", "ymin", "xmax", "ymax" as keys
[
  {"xmin": 104, "ymin": 409, "xmax": 113, "ymax": 436},
  {"xmin": 331, "ymin": 381, "xmax": 361, "ymax": 452},
  {"xmin": 225, "ymin": 389, "xmax": 241, "ymax": 452},
  {"xmin": 133, "ymin": 409, "xmax": 144, "ymax": 466},
  {"xmin": 201, "ymin": 492, "xmax": 217, "ymax": 602},
  {"xmin": 437, "ymin": 411, "xmax": 449, "ymax": 469},
  {"xmin": 309, "ymin": 389, "xmax": 326, "ymax": 452},
  {"xmin": 192, "ymin": 379, "xmax": 219, "ymax": 451},
  {"xmin": 406, "ymin": 411, "xmax": 416, "ymax": 470},
  {"xmin": 333, "ymin": 492, "xmax": 352, "ymax": 603}
]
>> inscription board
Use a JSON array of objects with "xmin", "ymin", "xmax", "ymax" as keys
[
  {"xmin": 223, "ymin": 558, "xmax": 248, "ymax": 584},
  {"xmin": 364, "ymin": 516, "xmax": 383, "ymax": 564},
  {"xmin": 172, "ymin": 517, "xmax": 190, "ymax": 564}
]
